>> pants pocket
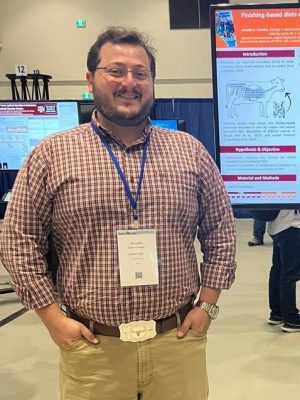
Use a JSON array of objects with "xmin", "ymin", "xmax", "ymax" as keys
[
  {"xmin": 61, "ymin": 339, "xmax": 86, "ymax": 352},
  {"xmin": 188, "ymin": 329, "xmax": 207, "ymax": 339}
]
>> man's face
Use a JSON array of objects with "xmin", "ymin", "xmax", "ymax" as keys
[{"xmin": 86, "ymin": 43, "xmax": 155, "ymax": 127}]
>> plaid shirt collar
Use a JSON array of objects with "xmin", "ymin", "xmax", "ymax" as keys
[{"xmin": 91, "ymin": 110, "xmax": 152, "ymax": 149}]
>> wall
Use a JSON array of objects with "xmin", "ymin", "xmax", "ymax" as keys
[
  {"xmin": 0, "ymin": 0, "xmax": 297, "ymax": 100},
  {"xmin": 0, "ymin": 0, "xmax": 213, "ymax": 100}
]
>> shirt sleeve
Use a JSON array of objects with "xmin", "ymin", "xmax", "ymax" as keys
[
  {"xmin": 0, "ymin": 141, "xmax": 57, "ymax": 309},
  {"xmin": 196, "ymin": 146, "xmax": 237, "ymax": 289}
]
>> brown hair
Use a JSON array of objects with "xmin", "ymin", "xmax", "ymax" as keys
[{"xmin": 87, "ymin": 26, "xmax": 156, "ymax": 78}]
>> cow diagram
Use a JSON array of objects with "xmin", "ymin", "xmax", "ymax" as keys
[{"xmin": 225, "ymin": 77, "xmax": 291, "ymax": 118}]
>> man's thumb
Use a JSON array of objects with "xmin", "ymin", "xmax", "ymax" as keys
[
  {"xmin": 177, "ymin": 320, "xmax": 190, "ymax": 338},
  {"xmin": 81, "ymin": 326, "xmax": 99, "ymax": 344}
]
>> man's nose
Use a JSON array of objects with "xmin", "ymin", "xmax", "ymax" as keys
[{"xmin": 121, "ymin": 70, "xmax": 137, "ymax": 87}]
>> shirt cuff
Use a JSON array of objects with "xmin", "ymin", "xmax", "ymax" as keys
[{"xmin": 10, "ymin": 278, "xmax": 57, "ymax": 309}]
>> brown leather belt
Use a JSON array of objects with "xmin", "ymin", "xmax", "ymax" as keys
[{"xmin": 66, "ymin": 302, "xmax": 193, "ymax": 337}]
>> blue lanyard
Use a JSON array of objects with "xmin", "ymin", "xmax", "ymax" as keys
[{"xmin": 91, "ymin": 121, "xmax": 149, "ymax": 222}]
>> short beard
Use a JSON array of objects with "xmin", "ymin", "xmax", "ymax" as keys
[
  {"xmin": 100, "ymin": 102, "xmax": 153, "ymax": 127},
  {"xmin": 93, "ymin": 92, "xmax": 154, "ymax": 127}
]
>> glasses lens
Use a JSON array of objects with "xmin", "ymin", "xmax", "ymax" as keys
[
  {"xmin": 106, "ymin": 66, "xmax": 125, "ymax": 78},
  {"xmin": 132, "ymin": 68, "xmax": 150, "ymax": 81}
]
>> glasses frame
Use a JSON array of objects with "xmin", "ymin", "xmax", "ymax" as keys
[{"xmin": 94, "ymin": 64, "xmax": 153, "ymax": 83}]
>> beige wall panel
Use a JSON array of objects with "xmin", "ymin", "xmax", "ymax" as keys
[{"xmin": 0, "ymin": 0, "xmax": 213, "ymax": 99}]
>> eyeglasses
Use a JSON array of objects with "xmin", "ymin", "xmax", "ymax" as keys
[{"xmin": 95, "ymin": 65, "xmax": 152, "ymax": 82}]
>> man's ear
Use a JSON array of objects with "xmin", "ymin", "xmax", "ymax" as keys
[{"xmin": 86, "ymin": 72, "xmax": 94, "ymax": 94}]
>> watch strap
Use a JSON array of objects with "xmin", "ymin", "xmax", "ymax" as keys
[{"xmin": 195, "ymin": 300, "xmax": 219, "ymax": 320}]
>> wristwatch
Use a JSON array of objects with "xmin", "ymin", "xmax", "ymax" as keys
[{"xmin": 195, "ymin": 301, "xmax": 219, "ymax": 320}]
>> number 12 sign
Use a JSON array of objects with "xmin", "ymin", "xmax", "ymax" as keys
[{"xmin": 15, "ymin": 64, "xmax": 28, "ymax": 76}]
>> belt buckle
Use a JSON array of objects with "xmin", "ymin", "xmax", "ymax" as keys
[{"xmin": 119, "ymin": 320, "xmax": 157, "ymax": 342}]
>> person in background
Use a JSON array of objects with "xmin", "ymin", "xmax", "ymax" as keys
[
  {"xmin": 267, "ymin": 210, "xmax": 300, "ymax": 332},
  {"xmin": 0, "ymin": 27, "xmax": 237, "ymax": 400},
  {"xmin": 248, "ymin": 219, "xmax": 266, "ymax": 246}
]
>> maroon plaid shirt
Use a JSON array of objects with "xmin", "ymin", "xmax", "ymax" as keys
[{"xmin": 0, "ymin": 116, "xmax": 236, "ymax": 326}]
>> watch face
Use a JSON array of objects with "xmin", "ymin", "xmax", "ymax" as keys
[
  {"xmin": 195, "ymin": 301, "xmax": 219, "ymax": 319},
  {"xmin": 209, "ymin": 306, "xmax": 219, "ymax": 319},
  {"xmin": 198, "ymin": 302, "xmax": 219, "ymax": 319}
]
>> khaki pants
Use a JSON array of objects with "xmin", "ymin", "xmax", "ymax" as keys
[{"xmin": 59, "ymin": 328, "xmax": 208, "ymax": 400}]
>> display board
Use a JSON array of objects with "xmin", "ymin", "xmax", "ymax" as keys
[
  {"xmin": 78, "ymin": 100, "xmax": 95, "ymax": 124},
  {"xmin": 1, "ymin": 191, "xmax": 11, "ymax": 202},
  {"xmin": 151, "ymin": 119, "xmax": 179, "ymax": 130},
  {"xmin": 0, "ymin": 101, "xmax": 79, "ymax": 170},
  {"xmin": 210, "ymin": 3, "xmax": 300, "ymax": 208}
]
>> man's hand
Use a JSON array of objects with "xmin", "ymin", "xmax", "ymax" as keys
[
  {"xmin": 35, "ymin": 303, "xmax": 99, "ymax": 349},
  {"xmin": 48, "ymin": 314, "xmax": 99, "ymax": 349},
  {"xmin": 177, "ymin": 307, "xmax": 211, "ymax": 338}
]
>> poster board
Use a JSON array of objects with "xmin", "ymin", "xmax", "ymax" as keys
[{"xmin": 210, "ymin": 3, "xmax": 300, "ymax": 209}]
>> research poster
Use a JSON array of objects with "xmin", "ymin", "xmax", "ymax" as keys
[
  {"xmin": 0, "ymin": 101, "xmax": 79, "ymax": 170},
  {"xmin": 213, "ymin": 6, "xmax": 300, "ymax": 206}
]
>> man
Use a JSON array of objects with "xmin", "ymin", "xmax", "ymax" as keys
[
  {"xmin": 248, "ymin": 219, "xmax": 266, "ymax": 246},
  {"xmin": 267, "ymin": 210, "xmax": 300, "ymax": 332},
  {"xmin": 0, "ymin": 27, "xmax": 236, "ymax": 400}
]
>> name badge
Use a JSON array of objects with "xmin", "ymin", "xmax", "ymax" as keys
[
  {"xmin": 117, "ymin": 229, "xmax": 159, "ymax": 287},
  {"xmin": 119, "ymin": 320, "xmax": 157, "ymax": 342}
]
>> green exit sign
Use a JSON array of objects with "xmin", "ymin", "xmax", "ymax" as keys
[
  {"xmin": 82, "ymin": 92, "xmax": 92, "ymax": 100},
  {"xmin": 76, "ymin": 19, "xmax": 86, "ymax": 28}
]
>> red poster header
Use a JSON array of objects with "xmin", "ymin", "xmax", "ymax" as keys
[
  {"xmin": 222, "ymin": 175, "xmax": 296, "ymax": 182},
  {"xmin": 220, "ymin": 146, "xmax": 296, "ymax": 153},
  {"xmin": 216, "ymin": 8, "xmax": 300, "ymax": 49},
  {"xmin": 0, "ymin": 103, "xmax": 58, "ymax": 116}
]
